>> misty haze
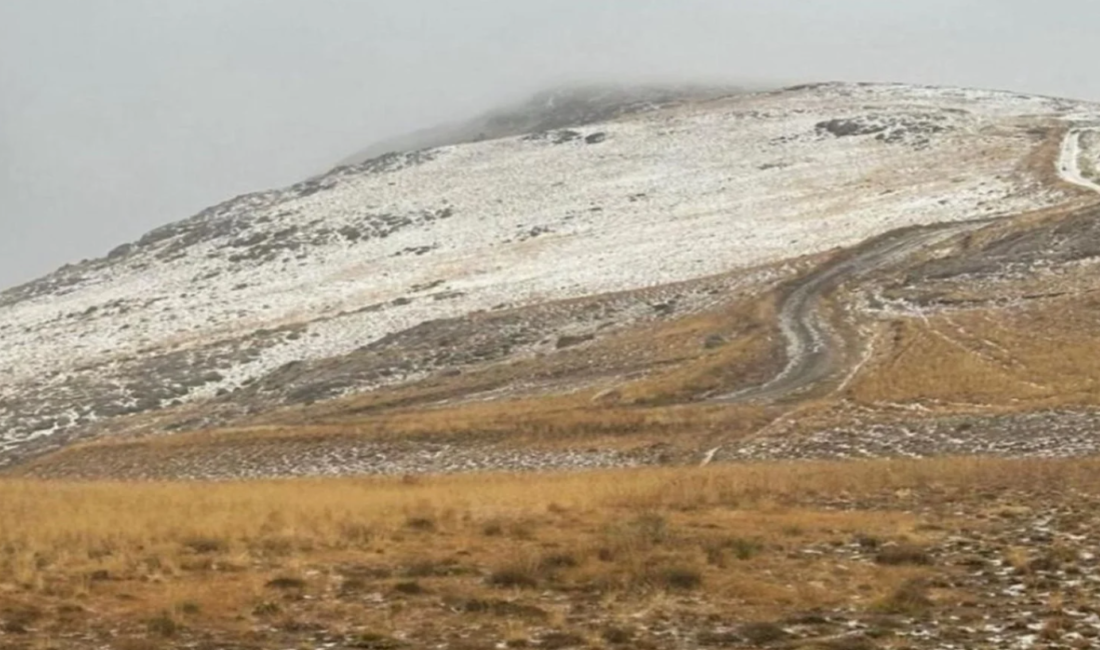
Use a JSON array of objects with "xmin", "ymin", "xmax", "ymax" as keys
[{"xmin": 4, "ymin": 1, "xmax": 1100, "ymax": 288}]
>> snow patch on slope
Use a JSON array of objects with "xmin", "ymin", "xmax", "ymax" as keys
[{"xmin": 2, "ymin": 82, "xmax": 1099, "ymax": 459}]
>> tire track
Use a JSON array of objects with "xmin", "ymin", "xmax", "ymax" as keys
[
  {"xmin": 715, "ymin": 128, "xmax": 1100, "ymax": 406},
  {"xmin": 712, "ymin": 221, "xmax": 985, "ymax": 403}
]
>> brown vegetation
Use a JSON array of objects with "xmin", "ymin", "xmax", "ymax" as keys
[{"xmin": 2, "ymin": 458, "xmax": 1099, "ymax": 647}]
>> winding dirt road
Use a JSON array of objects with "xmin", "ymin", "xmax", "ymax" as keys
[{"xmin": 714, "ymin": 128, "xmax": 1100, "ymax": 405}]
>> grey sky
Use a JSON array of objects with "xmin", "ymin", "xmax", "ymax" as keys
[{"xmin": 3, "ymin": 1, "xmax": 1099, "ymax": 289}]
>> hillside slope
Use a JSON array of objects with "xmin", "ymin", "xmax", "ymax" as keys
[{"xmin": 4, "ymin": 82, "xmax": 1100, "ymax": 475}]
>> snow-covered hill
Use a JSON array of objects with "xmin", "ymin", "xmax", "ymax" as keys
[{"xmin": 2, "ymin": 82, "xmax": 1098, "ymax": 465}]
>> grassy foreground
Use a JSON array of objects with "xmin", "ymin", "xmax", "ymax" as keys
[{"xmin": 1, "ymin": 458, "xmax": 1098, "ymax": 648}]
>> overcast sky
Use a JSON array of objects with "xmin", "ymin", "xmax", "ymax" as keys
[{"xmin": 3, "ymin": 1, "xmax": 1100, "ymax": 289}]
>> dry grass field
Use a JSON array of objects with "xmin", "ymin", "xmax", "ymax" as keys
[{"xmin": 4, "ymin": 458, "xmax": 1100, "ymax": 648}]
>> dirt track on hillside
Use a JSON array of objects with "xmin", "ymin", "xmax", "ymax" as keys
[
  {"xmin": 715, "ymin": 129, "xmax": 1100, "ymax": 405},
  {"xmin": 711, "ymin": 221, "xmax": 986, "ymax": 403}
]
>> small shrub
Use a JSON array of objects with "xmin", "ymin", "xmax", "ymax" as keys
[
  {"xmin": 458, "ymin": 598, "xmax": 548, "ymax": 619},
  {"xmin": 1, "ymin": 620, "xmax": 28, "ymax": 635},
  {"xmin": 507, "ymin": 519, "xmax": 538, "ymax": 540},
  {"xmin": 339, "ymin": 577, "xmax": 369, "ymax": 596},
  {"xmin": 629, "ymin": 512, "xmax": 670, "ymax": 545},
  {"xmin": 342, "ymin": 564, "xmax": 393, "ymax": 580},
  {"xmin": 601, "ymin": 626, "xmax": 635, "ymax": 644},
  {"xmin": 113, "ymin": 640, "xmax": 159, "ymax": 650},
  {"xmin": 705, "ymin": 536, "xmax": 763, "ymax": 565},
  {"xmin": 348, "ymin": 631, "xmax": 406, "ymax": 649},
  {"xmin": 177, "ymin": 600, "xmax": 201, "ymax": 616},
  {"xmin": 338, "ymin": 521, "xmax": 376, "ymax": 545},
  {"xmin": 179, "ymin": 557, "xmax": 214, "ymax": 572},
  {"xmin": 403, "ymin": 558, "xmax": 467, "ymax": 578},
  {"xmin": 697, "ymin": 631, "xmax": 742, "ymax": 646},
  {"xmin": 252, "ymin": 601, "xmax": 281, "ymax": 617},
  {"xmin": 855, "ymin": 533, "xmax": 882, "ymax": 550},
  {"xmin": 647, "ymin": 565, "xmax": 703, "ymax": 591},
  {"xmin": 265, "ymin": 576, "xmax": 306, "ymax": 590},
  {"xmin": 815, "ymin": 635, "xmax": 879, "ymax": 650},
  {"xmin": 392, "ymin": 581, "xmax": 426, "ymax": 595},
  {"xmin": 181, "ymin": 536, "xmax": 228, "ymax": 555},
  {"xmin": 538, "ymin": 551, "xmax": 579, "ymax": 571},
  {"xmin": 488, "ymin": 562, "xmax": 540, "ymax": 589},
  {"xmin": 405, "ymin": 516, "xmax": 437, "ymax": 532},
  {"xmin": 146, "ymin": 611, "xmax": 179, "ymax": 638},
  {"xmin": 873, "ymin": 578, "xmax": 933, "ymax": 616},
  {"xmin": 875, "ymin": 544, "xmax": 932, "ymax": 566},
  {"xmin": 730, "ymin": 537, "xmax": 763, "ymax": 560},
  {"xmin": 280, "ymin": 618, "xmax": 325, "ymax": 633},
  {"xmin": 255, "ymin": 535, "xmax": 305, "ymax": 557},
  {"xmin": 482, "ymin": 520, "xmax": 505, "ymax": 537},
  {"xmin": 740, "ymin": 622, "xmax": 788, "ymax": 645},
  {"xmin": 540, "ymin": 631, "xmax": 587, "ymax": 649}
]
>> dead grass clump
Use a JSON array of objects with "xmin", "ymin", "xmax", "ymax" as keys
[
  {"xmin": 265, "ymin": 576, "xmax": 306, "ymax": 590},
  {"xmin": 872, "ymin": 578, "xmax": 933, "ymax": 616},
  {"xmin": 628, "ymin": 512, "xmax": 671, "ymax": 545},
  {"xmin": 538, "ymin": 551, "xmax": 580, "ymax": 571},
  {"xmin": 347, "ymin": 632, "xmax": 407, "ymax": 649},
  {"xmin": 253, "ymin": 534, "xmax": 312, "ymax": 558},
  {"xmin": 338, "ymin": 577, "xmax": 371, "ymax": 597},
  {"xmin": 739, "ymin": 621, "xmax": 789, "ymax": 645},
  {"xmin": 1, "ymin": 604, "xmax": 43, "ymax": 633},
  {"xmin": 812, "ymin": 636, "xmax": 879, "ymax": 650},
  {"xmin": 405, "ymin": 515, "xmax": 437, "ymax": 532},
  {"xmin": 601, "ymin": 625, "xmax": 636, "ymax": 644},
  {"xmin": 697, "ymin": 631, "xmax": 743, "ymax": 646},
  {"xmin": 179, "ymin": 557, "xmax": 215, "ymax": 572},
  {"xmin": 855, "ymin": 533, "xmax": 882, "ymax": 550},
  {"xmin": 392, "ymin": 580, "xmax": 427, "ymax": 595},
  {"xmin": 457, "ymin": 598, "xmax": 549, "ymax": 620},
  {"xmin": 177, "ymin": 600, "xmax": 201, "ymax": 616},
  {"xmin": 402, "ymin": 558, "xmax": 468, "ymax": 578},
  {"xmin": 874, "ymin": 543, "xmax": 932, "ymax": 566},
  {"xmin": 337, "ymin": 521, "xmax": 377, "ymax": 545},
  {"xmin": 539, "ymin": 631, "xmax": 587, "ymax": 649},
  {"xmin": 181, "ymin": 536, "xmax": 228, "ymax": 554},
  {"xmin": 642, "ymin": 564, "xmax": 704, "ymax": 591},
  {"xmin": 705, "ymin": 536, "xmax": 764, "ymax": 566},
  {"xmin": 481, "ymin": 519, "xmax": 505, "ymax": 537},
  {"xmin": 251, "ymin": 601, "xmax": 281, "ymax": 617},
  {"xmin": 600, "ymin": 512, "xmax": 675, "ymax": 561},
  {"xmin": 145, "ymin": 611, "xmax": 180, "ymax": 638},
  {"xmin": 488, "ymin": 561, "xmax": 541, "ymax": 589}
]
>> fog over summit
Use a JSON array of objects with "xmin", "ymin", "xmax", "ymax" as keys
[{"xmin": 4, "ymin": 0, "xmax": 1100, "ymax": 289}]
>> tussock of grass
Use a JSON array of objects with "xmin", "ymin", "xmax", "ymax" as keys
[
  {"xmin": 739, "ymin": 621, "xmax": 789, "ymax": 645},
  {"xmin": 874, "ymin": 543, "xmax": 932, "ymax": 566},
  {"xmin": 873, "ymin": 578, "xmax": 934, "ymax": 616}
]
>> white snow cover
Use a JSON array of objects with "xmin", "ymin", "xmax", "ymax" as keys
[{"xmin": 2, "ymin": 82, "xmax": 1100, "ymax": 453}]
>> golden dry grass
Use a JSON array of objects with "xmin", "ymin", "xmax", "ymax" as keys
[
  {"xmin": 846, "ymin": 296, "xmax": 1100, "ymax": 408},
  {"xmin": 1, "ymin": 457, "xmax": 1096, "ymax": 647}
]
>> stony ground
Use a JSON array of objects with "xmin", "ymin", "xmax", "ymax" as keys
[{"xmin": 724, "ymin": 410, "xmax": 1100, "ymax": 462}]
